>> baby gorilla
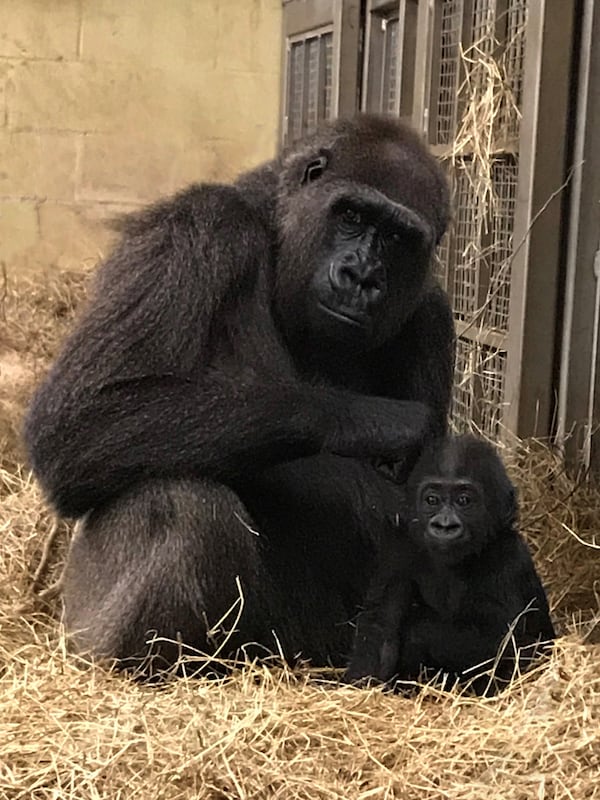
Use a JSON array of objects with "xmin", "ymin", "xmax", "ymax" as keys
[{"xmin": 346, "ymin": 435, "xmax": 555, "ymax": 695}]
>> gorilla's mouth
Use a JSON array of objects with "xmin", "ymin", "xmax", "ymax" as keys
[
  {"xmin": 318, "ymin": 302, "xmax": 368, "ymax": 328},
  {"xmin": 426, "ymin": 528, "xmax": 467, "ymax": 551}
]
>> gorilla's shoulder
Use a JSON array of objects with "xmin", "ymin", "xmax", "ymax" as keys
[{"xmin": 111, "ymin": 182, "xmax": 264, "ymax": 239}]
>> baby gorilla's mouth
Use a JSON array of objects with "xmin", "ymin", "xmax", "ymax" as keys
[{"xmin": 426, "ymin": 526, "xmax": 465, "ymax": 547}]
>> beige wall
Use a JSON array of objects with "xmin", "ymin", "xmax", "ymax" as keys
[{"xmin": 0, "ymin": 0, "xmax": 282, "ymax": 274}]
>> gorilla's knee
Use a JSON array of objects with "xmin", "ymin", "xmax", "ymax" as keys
[{"xmin": 62, "ymin": 479, "xmax": 266, "ymax": 673}]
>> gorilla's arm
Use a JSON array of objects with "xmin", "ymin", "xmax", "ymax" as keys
[
  {"xmin": 27, "ymin": 370, "xmax": 431, "ymax": 518},
  {"xmin": 345, "ymin": 576, "xmax": 411, "ymax": 684},
  {"xmin": 345, "ymin": 534, "xmax": 416, "ymax": 684},
  {"xmin": 25, "ymin": 184, "xmax": 431, "ymax": 518}
]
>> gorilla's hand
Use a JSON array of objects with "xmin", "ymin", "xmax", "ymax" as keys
[
  {"xmin": 345, "ymin": 637, "xmax": 400, "ymax": 686},
  {"xmin": 327, "ymin": 396, "xmax": 433, "ymax": 462}
]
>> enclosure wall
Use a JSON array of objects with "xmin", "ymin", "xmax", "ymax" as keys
[{"xmin": 0, "ymin": 0, "xmax": 282, "ymax": 275}]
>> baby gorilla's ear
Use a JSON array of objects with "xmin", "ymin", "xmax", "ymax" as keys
[{"xmin": 502, "ymin": 485, "xmax": 519, "ymax": 529}]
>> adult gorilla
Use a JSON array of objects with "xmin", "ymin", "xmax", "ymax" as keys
[{"xmin": 25, "ymin": 115, "xmax": 454, "ymax": 673}]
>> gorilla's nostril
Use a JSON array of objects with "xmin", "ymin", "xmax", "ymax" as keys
[
  {"xmin": 364, "ymin": 284, "xmax": 383, "ymax": 303},
  {"xmin": 432, "ymin": 523, "xmax": 461, "ymax": 537},
  {"xmin": 329, "ymin": 261, "xmax": 360, "ymax": 289},
  {"xmin": 340, "ymin": 266, "xmax": 358, "ymax": 284}
]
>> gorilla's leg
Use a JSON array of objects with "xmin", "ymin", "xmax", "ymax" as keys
[
  {"xmin": 62, "ymin": 479, "xmax": 277, "ymax": 673},
  {"xmin": 63, "ymin": 460, "xmax": 404, "ymax": 675}
]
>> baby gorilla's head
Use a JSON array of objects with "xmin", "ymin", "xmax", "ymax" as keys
[{"xmin": 407, "ymin": 435, "xmax": 518, "ymax": 562}]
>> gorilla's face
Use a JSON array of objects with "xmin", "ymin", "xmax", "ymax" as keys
[
  {"xmin": 275, "ymin": 116, "xmax": 448, "ymax": 352},
  {"xmin": 307, "ymin": 187, "xmax": 434, "ymax": 347},
  {"xmin": 406, "ymin": 435, "xmax": 519, "ymax": 564}
]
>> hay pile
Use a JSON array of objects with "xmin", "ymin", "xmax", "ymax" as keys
[{"xmin": 1, "ymin": 271, "xmax": 599, "ymax": 799}]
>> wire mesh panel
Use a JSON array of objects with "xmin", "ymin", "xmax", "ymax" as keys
[
  {"xmin": 306, "ymin": 37, "xmax": 321, "ymax": 132},
  {"xmin": 452, "ymin": 337, "xmax": 507, "ymax": 437},
  {"xmin": 381, "ymin": 16, "xmax": 400, "ymax": 113},
  {"xmin": 435, "ymin": 0, "xmax": 464, "ymax": 145},
  {"xmin": 323, "ymin": 34, "xmax": 333, "ymax": 121},
  {"xmin": 434, "ymin": 237, "xmax": 450, "ymax": 291},
  {"xmin": 478, "ymin": 346, "xmax": 507, "ymax": 437},
  {"xmin": 288, "ymin": 41, "xmax": 305, "ymax": 143},
  {"xmin": 453, "ymin": 337, "xmax": 476, "ymax": 427},
  {"xmin": 502, "ymin": 0, "xmax": 528, "ymax": 136},
  {"xmin": 451, "ymin": 161, "xmax": 484, "ymax": 322},
  {"xmin": 471, "ymin": 0, "xmax": 496, "ymax": 52},
  {"xmin": 426, "ymin": 0, "xmax": 531, "ymax": 436},
  {"xmin": 444, "ymin": 156, "xmax": 519, "ymax": 333},
  {"xmin": 285, "ymin": 31, "xmax": 334, "ymax": 144},
  {"xmin": 484, "ymin": 157, "xmax": 518, "ymax": 331}
]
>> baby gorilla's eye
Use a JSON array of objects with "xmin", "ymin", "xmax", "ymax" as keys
[
  {"xmin": 425, "ymin": 494, "xmax": 440, "ymax": 506},
  {"xmin": 456, "ymin": 493, "xmax": 471, "ymax": 507}
]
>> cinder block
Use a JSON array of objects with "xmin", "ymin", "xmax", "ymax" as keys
[
  {"xmin": 78, "ymin": 132, "xmax": 220, "ymax": 203},
  {"xmin": 80, "ymin": 0, "xmax": 218, "ymax": 71},
  {"xmin": 0, "ymin": 0, "xmax": 80, "ymax": 60},
  {"xmin": 8, "ymin": 60, "xmax": 185, "ymax": 134},
  {"xmin": 0, "ymin": 130, "xmax": 77, "ymax": 200},
  {"xmin": 205, "ymin": 70, "xmax": 280, "ymax": 156},
  {"xmin": 36, "ymin": 202, "xmax": 119, "ymax": 270},
  {"xmin": 0, "ymin": 200, "xmax": 39, "ymax": 265},
  {"xmin": 217, "ymin": 0, "xmax": 282, "ymax": 74},
  {"xmin": 214, "ymin": 138, "xmax": 276, "ymax": 183},
  {"xmin": 0, "ymin": 60, "xmax": 17, "ymax": 127}
]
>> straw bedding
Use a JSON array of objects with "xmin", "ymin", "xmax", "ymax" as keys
[{"xmin": 1, "ymin": 270, "xmax": 599, "ymax": 799}]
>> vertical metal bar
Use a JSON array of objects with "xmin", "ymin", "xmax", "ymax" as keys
[
  {"xmin": 503, "ymin": 0, "xmax": 576, "ymax": 438},
  {"xmin": 413, "ymin": 0, "xmax": 435, "ymax": 137},
  {"xmin": 301, "ymin": 39, "xmax": 310, "ymax": 137},
  {"xmin": 361, "ymin": 0, "xmax": 376, "ymax": 111},
  {"xmin": 380, "ymin": 16, "xmax": 389, "ymax": 112},
  {"xmin": 281, "ymin": 38, "xmax": 292, "ymax": 147},
  {"xmin": 585, "ymin": 252, "xmax": 600, "ymax": 469},
  {"xmin": 279, "ymin": 6, "xmax": 290, "ymax": 149},
  {"xmin": 393, "ymin": 2, "xmax": 406, "ymax": 116},
  {"xmin": 316, "ymin": 34, "xmax": 325, "ymax": 125},
  {"xmin": 556, "ymin": 0, "xmax": 594, "ymax": 449},
  {"xmin": 332, "ymin": 0, "xmax": 361, "ymax": 117},
  {"xmin": 554, "ymin": 1, "xmax": 600, "ymax": 473},
  {"xmin": 399, "ymin": 0, "xmax": 419, "ymax": 121}
]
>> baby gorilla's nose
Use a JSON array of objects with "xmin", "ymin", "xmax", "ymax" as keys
[{"xmin": 429, "ymin": 511, "xmax": 462, "ymax": 538}]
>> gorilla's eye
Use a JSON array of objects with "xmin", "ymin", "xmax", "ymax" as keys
[
  {"xmin": 342, "ymin": 207, "xmax": 362, "ymax": 226},
  {"xmin": 425, "ymin": 493, "xmax": 440, "ymax": 507},
  {"xmin": 456, "ymin": 493, "xmax": 471, "ymax": 507},
  {"xmin": 301, "ymin": 156, "xmax": 328, "ymax": 185}
]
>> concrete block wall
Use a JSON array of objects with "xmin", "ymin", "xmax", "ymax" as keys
[{"xmin": 0, "ymin": 0, "xmax": 282, "ymax": 274}]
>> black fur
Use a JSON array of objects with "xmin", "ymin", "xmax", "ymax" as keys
[
  {"xmin": 346, "ymin": 435, "xmax": 556, "ymax": 694},
  {"xmin": 24, "ymin": 115, "xmax": 455, "ymax": 673}
]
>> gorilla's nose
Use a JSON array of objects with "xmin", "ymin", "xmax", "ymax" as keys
[
  {"xmin": 430, "ymin": 512, "xmax": 462, "ymax": 537},
  {"xmin": 328, "ymin": 257, "xmax": 385, "ymax": 303}
]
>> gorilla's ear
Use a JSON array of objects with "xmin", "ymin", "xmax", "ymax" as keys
[
  {"xmin": 503, "ymin": 484, "xmax": 519, "ymax": 529},
  {"xmin": 301, "ymin": 151, "xmax": 330, "ymax": 185}
]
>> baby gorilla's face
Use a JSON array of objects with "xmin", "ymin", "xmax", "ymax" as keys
[{"xmin": 414, "ymin": 477, "xmax": 487, "ymax": 561}]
